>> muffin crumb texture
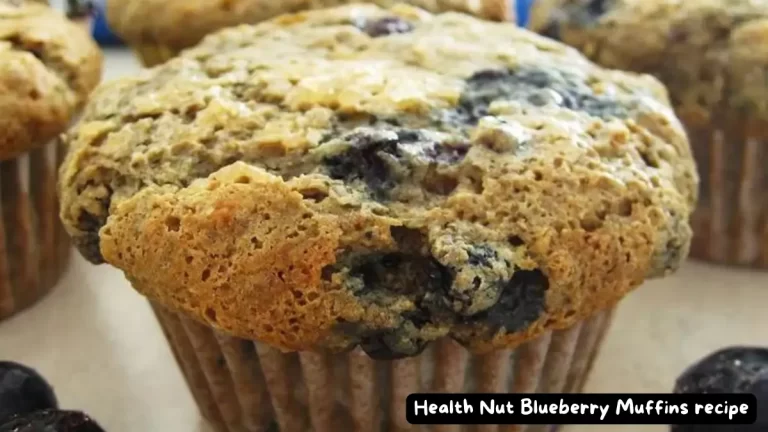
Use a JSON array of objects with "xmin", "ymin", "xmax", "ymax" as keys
[
  {"xmin": 0, "ymin": 0, "xmax": 102, "ymax": 159},
  {"xmin": 60, "ymin": 4, "xmax": 697, "ymax": 357}
]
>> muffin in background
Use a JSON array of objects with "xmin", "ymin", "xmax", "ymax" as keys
[
  {"xmin": 530, "ymin": 0, "xmax": 768, "ymax": 269},
  {"xmin": 106, "ymin": 0, "xmax": 513, "ymax": 67},
  {"xmin": 66, "ymin": 0, "xmax": 95, "ymax": 33},
  {"xmin": 59, "ymin": 4, "xmax": 696, "ymax": 431},
  {"xmin": 0, "ymin": 0, "xmax": 101, "ymax": 320}
]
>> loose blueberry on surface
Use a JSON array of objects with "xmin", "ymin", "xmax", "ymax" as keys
[
  {"xmin": 0, "ymin": 362, "xmax": 58, "ymax": 425},
  {"xmin": 359, "ymin": 17, "xmax": 414, "ymax": 37},
  {"xmin": 0, "ymin": 410, "xmax": 104, "ymax": 432},
  {"xmin": 672, "ymin": 347, "xmax": 768, "ymax": 431},
  {"xmin": 456, "ymin": 67, "xmax": 630, "ymax": 124},
  {"xmin": 477, "ymin": 269, "xmax": 549, "ymax": 333}
]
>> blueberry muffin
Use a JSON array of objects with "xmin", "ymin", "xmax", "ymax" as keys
[
  {"xmin": 0, "ymin": 0, "xmax": 101, "ymax": 320},
  {"xmin": 60, "ymin": 4, "xmax": 696, "ymax": 431},
  {"xmin": 530, "ymin": 0, "xmax": 768, "ymax": 268},
  {"xmin": 106, "ymin": 0, "xmax": 512, "ymax": 67}
]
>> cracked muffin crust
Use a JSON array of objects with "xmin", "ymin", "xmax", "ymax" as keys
[
  {"xmin": 107, "ymin": 0, "xmax": 511, "ymax": 54},
  {"xmin": 0, "ymin": 0, "xmax": 102, "ymax": 160},
  {"xmin": 60, "ymin": 4, "xmax": 697, "ymax": 358}
]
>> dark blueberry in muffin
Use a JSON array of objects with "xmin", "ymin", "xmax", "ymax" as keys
[
  {"xmin": 359, "ymin": 17, "xmax": 414, "ymax": 37},
  {"xmin": 672, "ymin": 347, "xmax": 768, "ymax": 431},
  {"xmin": 0, "ymin": 362, "xmax": 58, "ymax": 425},
  {"xmin": 457, "ymin": 67, "xmax": 631, "ymax": 124},
  {"xmin": 477, "ymin": 268, "xmax": 548, "ymax": 332},
  {"xmin": 0, "ymin": 410, "xmax": 104, "ymax": 432}
]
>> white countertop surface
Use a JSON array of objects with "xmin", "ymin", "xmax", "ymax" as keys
[{"xmin": 1, "ymin": 49, "xmax": 766, "ymax": 432}]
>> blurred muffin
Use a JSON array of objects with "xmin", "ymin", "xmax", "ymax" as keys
[
  {"xmin": 530, "ymin": 0, "xmax": 768, "ymax": 268},
  {"xmin": 106, "ymin": 0, "xmax": 512, "ymax": 66},
  {"xmin": 65, "ymin": 0, "xmax": 95, "ymax": 33},
  {"xmin": 60, "ymin": 4, "xmax": 696, "ymax": 431},
  {"xmin": 0, "ymin": 0, "xmax": 101, "ymax": 320}
]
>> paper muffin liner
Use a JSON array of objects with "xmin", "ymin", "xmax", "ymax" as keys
[
  {"xmin": 686, "ymin": 118, "xmax": 768, "ymax": 268},
  {"xmin": 0, "ymin": 139, "xmax": 71, "ymax": 320},
  {"xmin": 150, "ymin": 301, "xmax": 614, "ymax": 432}
]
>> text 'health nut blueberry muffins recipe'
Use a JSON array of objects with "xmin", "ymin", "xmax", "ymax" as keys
[{"xmin": 58, "ymin": 3, "xmax": 697, "ymax": 432}]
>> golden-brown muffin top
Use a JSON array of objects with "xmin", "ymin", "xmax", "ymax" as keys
[
  {"xmin": 0, "ymin": 0, "xmax": 102, "ymax": 160},
  {"xmin": 107, "ymin": 0, "xmax": 511, "ymax": 51},
  {"xmin": 61, "ymin": 4, "xmax": 696, "ymax": 357},
  {"xmin": 530, "ymin": 0, "xmax": 768, "ymax": 123}
]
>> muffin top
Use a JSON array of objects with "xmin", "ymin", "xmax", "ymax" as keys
[
  {"xmin": 530, "ymin": 0, "xmax": 768, "ymax": 124},
  {"xmin": 0, "ymin": 0, "xmax": 102, "ymax": 160},
  {"xmin": 107, "ymin": 0, "xmax": 510, "ymax": 53},
  {"xmin": 60, "ymin": 4, "xmax": 697, "ymax": 358}
]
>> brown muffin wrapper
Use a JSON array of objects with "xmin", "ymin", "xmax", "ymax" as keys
[
  {"xmin": 151, "ymin": 302, "xmax": 614, "ymax": 432},
  {"xmin": 0, "ymin": 139, "xmax": 71, "ymax": 321},
  {"xmin": 687, "ymin": 119, "xmax": 768, "ymax": 269}
]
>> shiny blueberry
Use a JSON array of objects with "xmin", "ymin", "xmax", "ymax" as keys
[
  {"xmin": 0, "ymin": 362, "xmax": 58, "ymax": 424},
  {"xmin": 672, "ymin": 347, "xmax": 768, "ymax": 431}
]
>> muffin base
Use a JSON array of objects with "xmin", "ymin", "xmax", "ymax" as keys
[
  {"xmin": 687, "ymin": 119, "xmax": 768, "ymax": 269},
  {"xmin": 151, "ymin": 302, "xmax": 614, "ymax": 432},
  {"xmin": 0, "ymin": 140, "xmax": 71, "ymax": 321}
]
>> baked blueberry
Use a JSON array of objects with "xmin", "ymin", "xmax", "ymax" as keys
[
  {"xmin": 456, "ymin": 67, "xmax": 632, "ymax": 124},
  {"xmin": 672, "ymin": 347, "xmax": 768, "ymax": 431},
  {"xmin": 478, "ymin": 269, "xmax": 549, "ymax": 333},
  {"xmin": 359, "ymin": 17, "xmax": 414, "ymax": 37},
  {"xmin": 0, "ymin": 362, "xmax": 58, "ymax": 425},
  {"xmin": 0, "ymin": 410, "xmax": 104, "ymax": 432}
]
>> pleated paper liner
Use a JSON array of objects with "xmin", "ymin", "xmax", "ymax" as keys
[
  {"xmin": 151, "ymin": 302, "xmax": 614, "ymax": 432},
  {"xmin": 0, "ymin": 139, "xmax": 71, "ymax": 321},
  {"xmin": 686, "ymin": 114, "xmax": 768, "ymax": 269}
]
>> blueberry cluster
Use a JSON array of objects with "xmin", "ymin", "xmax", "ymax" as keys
[
  {"xmin": 323, "ymin": 127, "xmax": 468, "ymax": 201},
  {"xmin": 456, "ymin": 67, "xmax": 632, "ymax": 124},
  {"xmin": 330, "ymin": 244, "xmax": 549, "ymax": 360},
  {"xmin": 0, "ymin": 362, "xmax": 104, "ymax": 432}
]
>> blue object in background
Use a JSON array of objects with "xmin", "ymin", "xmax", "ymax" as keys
[
  {"xmin": 91, "ymin": 0, "xmax": 123, "ymax": 45},
  {"xmin": 516, "ymin": 0, "xmax": 535, "ymax": 27}
]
